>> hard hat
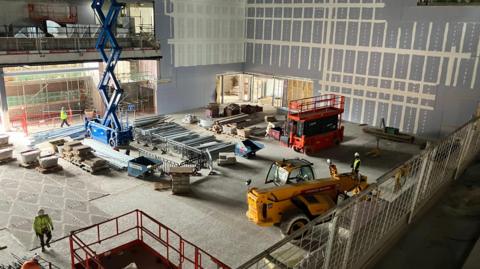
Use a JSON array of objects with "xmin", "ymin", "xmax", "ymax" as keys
[
  {"xmin": 354, "ymin": 152, "xmax": 360, "ymax": 157},
  {"xmin": 38, "ymin": 209, "xmax": 45, "ymax": 216},
  {"xmin": 33, "ymin": 254, "xmax": 40, "ymax": 261},
  {"xmin": 326, "ymin": 159, "xmax": 332, "ymax": 165}
]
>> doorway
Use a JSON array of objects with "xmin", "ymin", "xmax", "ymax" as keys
[{"xmin": 216, "ymin": 73, "xmax": 314, "ymax": 109}]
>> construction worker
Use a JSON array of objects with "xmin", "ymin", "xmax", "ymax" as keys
[
  {"xmin": 33, "ymin": 209, "xmax": 54, "ymax": 252},
  {"xmin": 21, "ymin": 254, "xmax": 41, "ymax": 269},
  {"xmin": 265, "ymin": 122, "xmax": 275, "ymax": 137},
  {"xmin": 351, "ymin": 152, "xmax": 361, "ymax": 180},
  {"xmin": 326, "ymin": 159, "xmax": 338, "ymax": 179},
  {"xmin": 60, "ymin": 107, "xmax": 70, "ymax": 127}
]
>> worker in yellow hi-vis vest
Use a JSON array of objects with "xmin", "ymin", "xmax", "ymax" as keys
[
  {"xmin": 351, "ymin": 152, "xmax": 361, "ymax": 180},
  {"xmin": 60, "ymin": 107, "xmax": 70, "ymax": 127},
  {"xmin": 34, "ymin": 209, "xmax": 54, "ymax": 252}
]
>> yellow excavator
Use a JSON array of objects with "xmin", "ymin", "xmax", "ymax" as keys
[{"xmin": 246, "ymin": 159, "xmax": 368, "ymax": 236}]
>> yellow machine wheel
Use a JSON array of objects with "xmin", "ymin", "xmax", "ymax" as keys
[{"xmin": 280, "ymin": 212, "xmax": 310, "ymax": 240}]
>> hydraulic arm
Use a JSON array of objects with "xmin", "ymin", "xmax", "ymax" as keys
[{"xmin": 86, "ymin": 0, "xmax": 133, "ymax": 147}]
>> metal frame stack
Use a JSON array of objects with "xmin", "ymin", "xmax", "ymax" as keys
[{"xmin": 134, "ymin": 122, "xmax": 235, "ymax": 173}]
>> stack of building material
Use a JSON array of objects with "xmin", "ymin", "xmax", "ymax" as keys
[
  {"xmin": 0, "ymin": 134, "xmax": 12, "ymax": 149},
  {"xmin": 82, "ymin": 157, "xmax": 108, "ymax": 174},
  {"xmin": 170, "ymin": 167, "xmax": 194, "ymax": 195},
  {"xmin": 216, "ymin": 113, "xmax": 250, "ymax": 125},
  {"xmin": 224, "ymin": 103, "xmax": 241, "ymax": 117},
  {"xmin": 237, "ymin": 128, "xmax": 251, "ymax": 139},
  {"xmin": 0, "ymin": 134, "xmax": 14, "ymax": 164},
  {"xmin": 30, "ymin": 124, "xmax": 85, "ymax": 145},
  {"xmin": 265, "ymin": 115, "xmax": 277, "ymax": 123},
  {"xmin": 132, "ymin": 115, "xmax": 168, "ymax": 127},
  {"xmin": 36, "ymin": 153, "xmax": 62, "ymax": 174},
  {"xmin": 241, "ymin": 104, "xmax": 263, "ymax": 114},
  {"xmin": 217, "ymin": 152, "xmax": 237, "ymax": 166},
  {"xmin": 182, "ymin": 114, "xmax": 198, "ymax": 124},
  {"xmin": 222, "ymin": 124, "xmax": 237, "ymax": 135},
  {"xmin": 206, "ymin": 103, "xmax": 220, "ymax": 118},
  {"xmin": 83, "ymin": 138, "xmax": 134, "ymax": 169},
  {"xmin": 0, "ymin": 148, "xmax": 14, "ymax": 164},
  {"xmin": 19, "ymin": 149, "xmax": 41, "ymax": 168},
  {"xmin": 61, "ymin": 141, "xmax": 109, "ymax": 173}
]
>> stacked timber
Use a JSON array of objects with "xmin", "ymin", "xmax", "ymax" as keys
[
  {"xmin": 61, "ymin": 141, "xmax": 109, "ymax": 174},
  {"xmin": 170, "ymin": 167, "xmax": 194, "ymax": 195}
]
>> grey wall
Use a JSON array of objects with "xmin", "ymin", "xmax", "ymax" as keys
[
  {"xmin": 155, "ymin": 0, "xmax": 244, "ymax": 114},
  {"xmin": 244, "ymin": 0, "xmax": 480, "ymax": 137}
]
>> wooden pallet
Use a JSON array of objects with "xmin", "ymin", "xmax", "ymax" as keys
[
  {"xmin": 18, "ymin": 161, "xmax": 39, "ymax": 169},
  {"xmin": 36, "ymin": 165, "xmax": 63, "ymax": 174},
  {"xmin": 0, "ymin": 157, "xmax": 16, "ymax": 165},
  {"xmin": 64, "ymin": 157, "xmax": 109, "ymax": 175},
  {"xmin": 82, "ymin": 165, "xmax": 110, "ymax": 175}
]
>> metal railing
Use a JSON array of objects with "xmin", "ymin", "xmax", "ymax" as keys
[
  {"xmin": 0, "ymin": 24, "xmax": 154, "ymax": 38},
  {"xmin": 239, "ymin": 116, "xmax": 480, "ymax": 269},
  {"xmin": 288, "ymin": 94, "xmax": 345, "ymax": 115},
  {"xmin": 69, "ymin": 209, "xmax": 230, "ymax": 269},
  {"xmin": 0, "ymin": 35, "xmax": 159, "ymax": 53}
]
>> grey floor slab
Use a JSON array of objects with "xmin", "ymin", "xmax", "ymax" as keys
[{"xmin": 0, "ymin": 160, "xmax": 111, "ymax": 250}]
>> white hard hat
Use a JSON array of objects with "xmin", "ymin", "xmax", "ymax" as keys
[
  {"xmin": 326, "ymin": 159, "xmax": 332, "ymax": 165},
  {"xmin": 354, "ymin": 152, "xmax": 360, "ymax": 157},
  {"xmin": 33, "ymin": 254, "xmax": 40, "ymax": 261}
]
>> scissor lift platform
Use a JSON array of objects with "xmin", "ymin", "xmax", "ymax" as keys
[{"xmin": 70, "ymin": 210, "xmax": 229, "ymax": 269}]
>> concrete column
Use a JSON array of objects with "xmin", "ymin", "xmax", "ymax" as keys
[{"xmin": 0, "ymin": 68, "xmax": 10, "ymax": 131}]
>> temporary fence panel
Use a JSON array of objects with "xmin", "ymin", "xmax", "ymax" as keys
[{"xmin": 238, "ymin": 117, "xmax": 480, "ymax": 269}]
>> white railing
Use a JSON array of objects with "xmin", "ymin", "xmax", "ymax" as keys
[{"xmin": 238, "ymin": 116, "xmax": 480, "ymax": 269}]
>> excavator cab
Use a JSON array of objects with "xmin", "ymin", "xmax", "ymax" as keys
[{"xmin": 265, "ymin": 159, "xmax": 316, "ymax": 185}]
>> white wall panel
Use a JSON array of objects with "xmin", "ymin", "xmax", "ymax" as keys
[{"xmin": 165, "ymin": 0, "xmax": 246, "ymax": 67}]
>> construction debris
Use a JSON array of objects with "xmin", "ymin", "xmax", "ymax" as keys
[
  {"xmin": 211, "ymin": 122, "xmax": 223, "ymax": 134},
  {"xmin": 182, "ymin": 114, "xmax": 198, "ymax": 124}
]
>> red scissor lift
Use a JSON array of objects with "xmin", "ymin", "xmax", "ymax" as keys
[
  {"xmin": 69, "ymin": 210, "xmax": 230, "ymax": 269},
  {"xmin": 286, "ymin": 94, "xmax": 345, "ymax": 154}
]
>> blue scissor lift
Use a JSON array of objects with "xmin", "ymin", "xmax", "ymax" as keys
[{"xmin": 85, "ymin": 0, "xmax": 133, "ymax": 147}]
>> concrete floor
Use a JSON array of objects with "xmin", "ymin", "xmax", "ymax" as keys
[
  {"xmin": 374, "ymin": 160, "xmax": 480, "ymax": 269},
  {"xmin": 0, "ymin": 109, "xmax": 421, "ymax": 268}
]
